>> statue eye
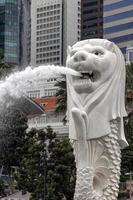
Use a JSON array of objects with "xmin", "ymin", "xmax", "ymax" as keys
[
  {"xmin": 93, "ymin": 50, "xmax": 104, "ymax": 56},
  {"xmin": 70, "ymin": 50, "xmax": 77, "ymax": 57}
]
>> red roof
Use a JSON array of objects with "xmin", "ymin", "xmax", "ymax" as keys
[{"xmin": 33, "ymin": 97, "xmax": 57, "ymax": 111}]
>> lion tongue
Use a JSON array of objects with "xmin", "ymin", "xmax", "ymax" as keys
[
  {"xmin": 81, "ymin": 72, "xmax": 94, "ymax": 81},
  {"xmin": 83, "ymin": 74, "xmax": 89, "ymax": 79}
]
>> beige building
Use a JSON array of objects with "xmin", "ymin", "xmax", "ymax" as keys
[{"xmin": 30, "ymin": 0, "xmax": 81, "ymax": 66}]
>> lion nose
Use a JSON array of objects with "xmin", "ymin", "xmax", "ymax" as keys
[{"xmin": 73, "ymin": 52, "xmax": 87, "ymax": 62}]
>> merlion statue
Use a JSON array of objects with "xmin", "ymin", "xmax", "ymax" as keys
[{"xmin": 66, "ymin": 39, "xmax": 128, "ymax": 200}]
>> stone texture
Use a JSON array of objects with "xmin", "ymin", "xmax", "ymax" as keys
[{"xmin": 66, "ymin": 39, "xmax": 128, "ymax": 200}]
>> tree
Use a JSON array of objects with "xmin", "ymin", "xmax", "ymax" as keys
[
  {"xmin": 125, "ymin": 63, "xmax": 133, "ymax": 120},
  {"xmin": 55, "ymin": 76, "xmax": 67, "ymax": 113},
  {"xmin": 47, "ymin": 139, "xmax": 76, "ymax": 200},
  {"xmin": 0, "ymin": 179, "xmax": 5, "ymax": 198},
  {"xmin": 121, "ymin": 63, "xmax": 133, "ymax": 181},
  {"xmin": 15, "ymin": 127, "xmax": 76, "ymax": 200},
  {"xmin": 0, "ymin": 100, "xmax": 28, "ymax": 175},
  {"xmin": 0, "ymin": 49, "xmax": 3, "ymax": 60},
  {"xmin": 121, "ymin": 115, "xmax": 133, "ymax": 182},
  {"xmin": 55, "ymin": 76, "xmax": 67, "ymax": 124},
  {"xmin": 0, "ymin": 49, "xmax": 14, "ymax": 79},
  {"xmin": 15, "ymin": 127, "xmax": 56, "ymax": 200},
  {"xmin": 126, "ymin": 63, "xmax": 133, "ymax": 91},
  {"xmin": 0, "ymin": 61, "xmax": 14, "ymax": 79}
]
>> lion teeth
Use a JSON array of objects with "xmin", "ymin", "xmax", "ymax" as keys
[
  {"xmin": 74, "ymin": 79, "xmax": 91, "ymax": 85},
  {"xmin": 80, "ymin": 71, "xmax": 94, "ymax": 82}
]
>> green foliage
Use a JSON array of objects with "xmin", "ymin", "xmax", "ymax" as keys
[
  {"xmin": 0, "ymin": 102, "xmax": 28, "ymax": 175},
  {"xmin": 15, "ymin": 128, "xmax": 76, "ymax": 200},
  {"xmin": 0, "ymin": 50, "xmax": 14, "ymax": 79},
  {"xmin": 55, "ymin": 76, "xmax": 67, "ymax": 113},
  {"xmin": 0, "ymin": 61, "xmax": 13, "ymax": 79},
  {"xmin": 0, "ymin": 99, "xmax": 28, "ymax": 197},
  {"xmin": 15, "ymin": 127, "xmax": 54, "ymax": 199},
  {"xmin": 121, "ymin": 63, "xmax": 133, "ymax": 181},
  {"xmin": 126, "ymin": 63, "xmax": 133, "ymax": 90},
  {"xmin": 121, "ymin": 114, "xmax": 133, "ymax": 181},
  {"xmin": 118, "ymin": 190, "xmax": 128, "ymax": 199},
  {"xmin": 0, "ymin": 49, "xmax": 4, "ymax": 60},
  {"xmin": 55, "ymin": 76, "xmax": 67, "ymax": 124},
  {"xmin": 0, "ymin": 179, "xmax": 5, "ymax": 197},
  {"xmin": 47, "ymin": 139, "xmax": 76, "ymax": 200}
]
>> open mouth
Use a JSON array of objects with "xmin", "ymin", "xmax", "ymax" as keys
[
  {"xmin": 72, "ymin": 69, "xmax": 100, "ymax": 93},
  {"xmin": 73, "ymin": 70, "xmax": 95, "ymax": 90},
  {"xmin": 80, "ymin": 71, "xmax": 94, "ymax": 82}
]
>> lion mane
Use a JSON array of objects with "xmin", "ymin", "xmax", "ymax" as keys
[{"xmin": 66, "ymin": 39, "xmax": 128, "ymax": 148}]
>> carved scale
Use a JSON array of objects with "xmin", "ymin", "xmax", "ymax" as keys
[
  {"xmin": 73, "ymin": 119, "xmax": 121, "ymax": 200},
  {"xmin": 66, "ymin": 39, "xmax": 128, "ymax": 200}
]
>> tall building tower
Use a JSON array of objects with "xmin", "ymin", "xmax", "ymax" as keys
[
  {"xmin": 31, "ymin": 0, "xmax": 63, "ymax": 66},
  {"xmin": 0, "ymin": 0, "xmax": 21, "ymax": 65},
  {"xmin": 0, "ymin": 0, "xmax": 31, "ymax": 67},
  {"xmin": 81, "ymin": 0, "xmax": 103, "ymax": 40},
  {"xmin": 30, "ymin": 0, "xmax": 81, "ymax": 67},
  {"xmin": 103, "ymin": 0, "xmax": 133, "ymax": 56},
  {"xmin": 20, "ymin": 0, "xmax": 31, "ymax": 67},
  {"xmin": 62, "ymin": 0, "xmax": 81, "ymax": 64}
]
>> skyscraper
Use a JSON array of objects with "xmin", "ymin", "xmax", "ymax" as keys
[
  {"xmin": 81, "ymin": 0, "xmax": 103, "ymax": 40},
  {"xmin": 62, "ymin": 0, "xmax": 81, "ymax": 64},
  {"xmin": 0, "ymin": 0, "xmax": 21, "ymax": 65},
  {"xmin": 30, "ymin": 0, "xmax": 81, "ymax": 66},
  {"xmin": 0, "ymin": 0, "xmax": 31, "ymax": 67},
  {"xmin": 20, "ymin": 0, "xmax": 31, "ymax": 67},
  {"xmin": 103, "ymin": 0, "xmax": 133, "ymax": 56}
]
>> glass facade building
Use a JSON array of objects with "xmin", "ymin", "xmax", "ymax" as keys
[
  {"xmin": 0, "ymin": 0, "xmax": 31, "ymax": 66},
  {"xmin": 0, "ymin": 0, "xmax": 20, "ymax": 65},
  {"xmin": 103, "ymin": 0, "xmax": 133, "ymax": 56},
  {"xmin": 0, "ymin": 1, "xmax": 5, "ymax": 55},
  {"xmin": 81, "ymin": 0, "xmax": 103, "ymax": 40}
]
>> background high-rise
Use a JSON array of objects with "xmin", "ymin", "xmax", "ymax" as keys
[
  {"xmin": 81, "ymin": 0, "xmax": 103, "ymax": 40},
  {"xmin": 0, "ymin": 0, "xmax": 31, "ymax": 67},
  {"xmin": 30, "ymin": 0, "xmax": 81, "ymax": 67},
  {"xmin": 103, "ymin": 0, "xmax": 133, "ymax": 56}
]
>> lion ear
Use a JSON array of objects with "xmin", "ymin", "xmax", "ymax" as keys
[
  {"xmin": 106, "ymin": 42, "xmax": 115, "ymax": 53},
  {"xmin": 67, "ymin": 46, "xmax": 72, "ymax": 55}
]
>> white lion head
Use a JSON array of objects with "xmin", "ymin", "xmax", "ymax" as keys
[{"xmin": 66, "ymin": 39, "xmax": 128, "ymax": 148}]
